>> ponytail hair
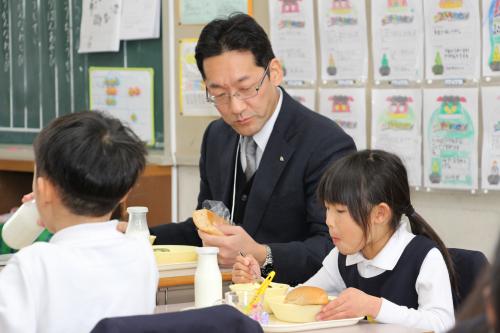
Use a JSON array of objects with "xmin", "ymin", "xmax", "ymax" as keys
[
  {"xmin": 318, "ymin": 149, "xmax": 458, "ymax": 298},
  {"xmin": 406, "ymin": 209, "xmax": 459, "ymax": 300}
]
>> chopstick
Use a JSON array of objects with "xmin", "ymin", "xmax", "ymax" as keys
[{"xmin": 238, "ymin": 250, "xmax": 265, "ymax": 282}]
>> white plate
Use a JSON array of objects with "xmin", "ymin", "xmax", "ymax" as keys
[{"xmin": 261, "ymin": 315, "xmax": 363, "ymax": 332}]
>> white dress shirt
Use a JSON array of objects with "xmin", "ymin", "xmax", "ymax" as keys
[
  {"xmin": 304, "ymin": 221, "xmax": 455, "ymax": 333},
  {"xmin": 240, "ymin": 87, "xmax": 283, "ymax": 171},
  {"xmin": 0, "ymin": 220, "xmax": 159, "ymax": 333}
]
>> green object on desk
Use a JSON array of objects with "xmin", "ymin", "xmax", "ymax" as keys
[{"xmin": 0, "ymin": 224, "xmax": 52, "ymax": 254}]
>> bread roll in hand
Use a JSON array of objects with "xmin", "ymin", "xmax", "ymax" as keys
[
  {"xmin": 192, "ymin": 209, "xmax": 230, "ymax": 236},
  {"xmin": 284, "ymin": 286, "xmax": 329, "ymax": 305}
]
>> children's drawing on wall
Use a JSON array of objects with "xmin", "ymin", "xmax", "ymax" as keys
[
  {"xmin": 319, "ymin": 88, "xmax": 366, "ymax": 149},
  {"xmin": 179, "ymin": 39, "xmax": 217, "ymax": 117},
  {"xmin": 279, "ymin": 0, "xmax": 302, "ymax": 13},
  {"xmin": 317, "ymin": 0, "xmax": 368, "ymax": 81},
  {"xmin": 423, "ymin": 89, "xmax": 478, "ymax": 190},
  {"xmin": 424, "ymin": 0, "xmax": 480, "ymax": 80},
  {"xmin": 481, "ymin": 87, "xmax": 500, "ymax": 190},
  {"xmin": 482, "ymin": 0, "xmax": 500, "ymax": 77},
  {"xmin": 89, "ymin": 67, "xmax": 155, "ymax": 145},
  {"xmin": 372, "ymin": 89, "xmax": 422, "ymax": 187},
  {"xmin": 79, "ymin": 0, "xmax": 121, "ymax": 53},
  {"xmin": 371, "ymin": 0, "xmax": 424, "ymax": 82},
  {"xmin": 269, "ymin": 0, "xmax": 316, "ymax": 82},
  {"xmin": 287, "ymin": 88, "xmax": 316, "ymax": 111},
  {"xmin": 180, "ymin": 0, "xmax": 250, "ymax": 25}
]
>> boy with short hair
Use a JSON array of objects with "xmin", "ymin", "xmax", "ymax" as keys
[{"xmin": 0, "ymin": 111, "xmax": 158, "ymax": 332}]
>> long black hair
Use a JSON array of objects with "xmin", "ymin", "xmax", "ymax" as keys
[{"xmin": 317, "ymin": 149, "xmax": 458, "ymax": 296}]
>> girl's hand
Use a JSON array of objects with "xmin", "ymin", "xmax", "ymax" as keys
[
  {"xmin": 316, "ymin": 287, "xmax": 381, "ymax": 321},
  {"xmin": 232, "ymin": 253, "xmax": 261, "ymax": 284}
]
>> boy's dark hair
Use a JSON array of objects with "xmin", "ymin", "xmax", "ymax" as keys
[
  {"xmin": 34, "ymin": 111, "xmax": 146, "ymax": 217},
  {"xmin": 317, "ymin": 149, "xmax": 458, "ymax": 298},
  {"xmin": 195, "ymin": 13, "xmax": 275, "ymax": 79}
]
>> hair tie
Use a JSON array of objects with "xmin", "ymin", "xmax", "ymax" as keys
[{"xmin": 405, "ymin": 204, "xmax": 415, "ymax": 217}]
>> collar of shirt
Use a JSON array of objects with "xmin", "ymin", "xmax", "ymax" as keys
[
  {"xmin": 240, "ymin": 87, "xmax": 283, "ymax": 170},
  {"xmin": 345, "ymin": 221, "xmax": 415, "ymax": 272},
  {"xmin": 49, "ymin": 220, "xmax": 121, "ymax": 244}
]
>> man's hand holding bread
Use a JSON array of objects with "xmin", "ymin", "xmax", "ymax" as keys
[{"xmin": 193, "ymin": 209, "xmax": 268, "ymax": 268}]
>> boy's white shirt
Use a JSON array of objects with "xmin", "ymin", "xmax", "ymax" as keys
[
  {"xmin": 304, "ymin": 221, "xmax": 455, "ymax": 333},
  {"xmin": 0, "ymin": 220, "xmax": 159, "ymax": 333}
]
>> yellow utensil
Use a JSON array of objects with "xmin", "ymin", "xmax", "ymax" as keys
[{"xmin": 244, "ymin": 270, "xmax": 275, "ymax": 314}]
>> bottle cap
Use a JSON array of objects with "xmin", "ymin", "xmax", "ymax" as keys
[
  {"xmin": 127, "ymin": 206, "xmax": 148, "ymax": 214},
  {"xmin": 196, "ymin": 246, "xmax": 219, "ymax": 254}
]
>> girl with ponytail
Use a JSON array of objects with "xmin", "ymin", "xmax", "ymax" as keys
[{"xmin": 304, "ymin": 149, "xmax": 456, "ymax": 332}]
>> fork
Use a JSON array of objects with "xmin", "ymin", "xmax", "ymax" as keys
[{"xmin": 239, "ymin": 250, "xmax": 265, "ymax": 283}]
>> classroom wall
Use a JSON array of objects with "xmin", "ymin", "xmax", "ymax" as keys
[
  {"xmin": 176, "ymin": 165, "xmax": 500, "ymax": 260},
  {"xmin": 172, "ymin": 0, "xmax": 500, "ymax": 260}
]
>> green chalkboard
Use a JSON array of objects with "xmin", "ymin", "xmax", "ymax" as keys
[{"xmin": 0, "ymin": 0, "xmax": 164, "ymax": 148}]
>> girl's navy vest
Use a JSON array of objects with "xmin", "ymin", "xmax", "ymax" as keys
[{"xmin": 338, "ymin": 235, "xmax": 436, "ymax": 309}]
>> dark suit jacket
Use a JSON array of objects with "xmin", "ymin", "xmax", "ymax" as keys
[{"xmin": 151, "ymin": 88, "xmax": 356, "ymax": 285}]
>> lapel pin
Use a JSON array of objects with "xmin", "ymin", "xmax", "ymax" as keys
[{"xmin": 280, "ymin": 156, "xmax": 285, "ymax": 162}]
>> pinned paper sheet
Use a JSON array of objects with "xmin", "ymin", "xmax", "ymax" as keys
[
  {"xmin": 120, "ymin": 0, "xmax": 161, "ymax": 40},
  {"xmin": 89, "ymin": 67, "xmax": 155, "ymax": 145},
  {"xmin": 79, "ymin": 0, "xmax": 122, "ymax": 53}
]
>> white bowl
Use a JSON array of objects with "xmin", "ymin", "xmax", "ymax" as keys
[{"xmin": 267, "ymin": 295, "xmax": 331, "ymax": 323}]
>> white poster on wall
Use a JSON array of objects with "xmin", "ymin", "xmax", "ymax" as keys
[
  {"xmin": 317, "ymin": 0, "xmax": 368, "ymax": 82},
  {"xmin": 179, "ymin": 39, "xmax": 218, "ymax": 117},
  {"xmin": 371, "ymin": 0, "xmax": 424, "ymax": 82},
  {"xmin": 482, "ymin": 0, "xmax": 500, "ymax": 78},
  {"xmin": 319, "ymin": 88, "xmax": 366, "ymax": 150},
  {"xmin": 481, "ymin": 87, "xmax": 500, "ymax": 190},
  {"xmin": 287, "ymin": 88, "xmax": 316, "ymax": 111},
  {"xmin": 423, "ymin": 88, "xmax": 478, "ymax": 190},
  {"xmin": 79, "ymin": 0, "xmax": 121, "ymax": 53},
  {"xmin": 269, "ymin": 0, "xmax": 317, "ymax": 83},
  {"xmin": 89, "ymin": 67, "xmax": 155, "ymax": 145},
  {"xmin": 423, "ymin": 0, "xmax": 480, "ymax": 80},
  {"xmin": 120, "ymin": 0, "xmax": 160, "ymax": 40},
  {"xmin": 372, "ymin": 89, "xmax": 422, "ymax": 187}
]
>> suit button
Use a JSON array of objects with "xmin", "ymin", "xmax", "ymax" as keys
[{"xmin": 241, "ymin": 194, "xmax": 248, "ymax": 202}]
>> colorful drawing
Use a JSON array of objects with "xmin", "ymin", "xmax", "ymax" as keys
[
  {"xmin": 128, "ymin": 86, "xmax": 141, "ymax": 96},
  {"xmin": 379, "ymin": 53, "xmax": 391, "ymax": 76},
  {"xmin": 430, "ymin": 158, "xmax": 442, "ymax": 183},
  {"xmin": 439, "ymin": 0, "xmax": 463, "ymax": 9},
  {"xmin": 328, "ymin": 95, "xmax": 354, "ymax": 113},
  {"xmin": 327, "ymin": 54, "xmax": 337, "ymax": 76},
  {"xmin": 432, "ymin": 51, "xmax": 444, "ymax": 75},
  {"xmin": 378, "ymin": 95, "xmax": 415, "ymax": 131},
  {"xmin": 104, "ymin": 76, "xmax": 120, "ymax": 105},
  {"xmin": 488, "ymin": 160, "xmax": 500, "ymax": 185},
  {"xmin": 280, "ymin": 59, "xmax": 287, "ymax": 77},
  {"xmin": 279, "ymin": 0, "xmax": 302, "ymax": 13},
  {"xmin": 331, "ymin": 0, "xmax": 352, "ymax": 14},
  {"xmin": 488, "ymin": 0, "xmax": 500, "ymax": 71},
  {"xmin": 387, "ymin": 0, "xmax": 408, "ymax": 11},
  {"xmin": 427, "ymin": 95, "xmax": 474, "ymax": 186}
]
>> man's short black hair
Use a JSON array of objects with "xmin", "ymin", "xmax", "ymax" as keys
[
  {"xmin": 34, "ymin": 111, "xmax": 146, "ymax": 217},
  {"xmin": 195, "ymin": 13, "xmax": 275, "ymax": 79}
]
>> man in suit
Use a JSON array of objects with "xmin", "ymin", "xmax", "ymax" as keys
[{"xmin": 149, "ymin": 14, "xmax": 356, "ymax": 285}]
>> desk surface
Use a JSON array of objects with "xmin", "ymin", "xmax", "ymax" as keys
[{"xmin": 155, "ymin": 303, "xmax": 424, "ymax": 333}]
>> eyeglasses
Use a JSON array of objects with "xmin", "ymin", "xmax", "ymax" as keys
[{"xmin": 206, "ymin": 64, "xmax": 270, "ymax": 106}]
